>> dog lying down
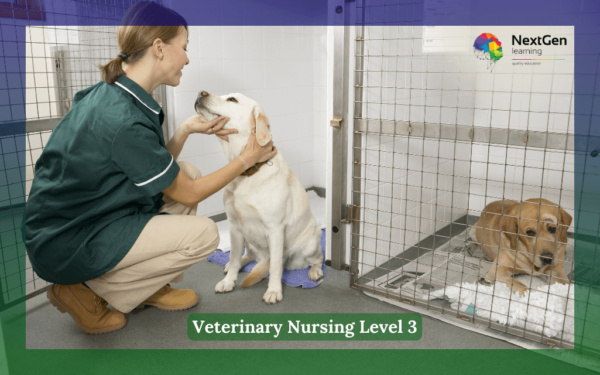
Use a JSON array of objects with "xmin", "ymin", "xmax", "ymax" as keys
[
  {"xmin": 195, "ymin": 91, "xmax": 324, "ymax": 304},
  {"xmin": 469, "ymin": 198, "xmax": 572, "ymax": 296}
]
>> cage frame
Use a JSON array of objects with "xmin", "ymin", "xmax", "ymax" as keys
[{"xmin": 344, "ymin": 23, "xmax": 582, "ymax": 351}]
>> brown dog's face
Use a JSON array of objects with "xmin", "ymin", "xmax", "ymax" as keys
[{"xmin": 503, "ymin": 199, "xmax": 572, "ymax": 268}]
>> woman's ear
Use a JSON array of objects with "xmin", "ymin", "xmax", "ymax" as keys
[
  {"xmin": 152, "ymin": 38, "xmax": 164, "ymax": 60},
  {"xmin": 251, "ymin": 106, "xmax": 271, "ymax": 147}
]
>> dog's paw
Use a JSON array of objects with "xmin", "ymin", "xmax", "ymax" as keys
[
  {"xmin": 308, "ymin": 266, "xmax": 324, "ymax": 282},
  {"xmin": 262, "ymin": 290, "xmax": 283, "ymax": 305},
  {"xmin": 224, "ymin": 261, "xmax": 230, "ymax": 274},
  {"xmin": 215, "ymin": 278, "xmax": 236, "ymax": 293},
  {"xmin": 511, "ymin": 285, "xmax": 527, "ymax": 297}
]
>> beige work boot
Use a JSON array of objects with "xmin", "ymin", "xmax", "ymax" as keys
[
  {"xmin": 47, "ymin": 283, "xmax": 127, "ymax": 335},
  {"xmin": 137, "ymin": 284, "xmax": 199, "ymax": 311}
]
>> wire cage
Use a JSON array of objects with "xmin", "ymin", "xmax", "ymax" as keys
[
  {"xmin": 349, "ymin": 24, "xmax": 586, "ymax": 350},
  {"xmin": 5, "ymin": 2, "xmax": 170, "ymax": 302}
]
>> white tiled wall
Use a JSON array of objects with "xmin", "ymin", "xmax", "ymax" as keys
[
  {"xmin": 172, "ymin": 26, "xmax": 327, "ymax": 218},
  {"xmin": 355, "ymin": 26, "xmax": 575, "ymax": 274}
]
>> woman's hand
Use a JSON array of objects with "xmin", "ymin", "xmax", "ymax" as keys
[
  {"xmin": 238, "ymin": 133, "xmax": 277, "ymax": 169},
  {"xmin": 182, "ymin": 114, "xmax": 237, "ymax": 142}
]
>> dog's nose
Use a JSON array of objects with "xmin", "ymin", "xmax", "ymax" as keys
[
  {"xmin": 540, "ymin": 251, "xmax": 554, "ymax": 266},
  {"xmin": 194, "ymin": 91, "xmax": 209, "ymax": 110}
]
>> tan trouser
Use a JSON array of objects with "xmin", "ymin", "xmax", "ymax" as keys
[{"xmin": 86, "ymin": 161, "xmax": 219, "ymax": 313}]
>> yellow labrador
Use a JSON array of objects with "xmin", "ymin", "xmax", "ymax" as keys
[
  {"xmin": 195, "ymin": 91, "xmax": 324, "ymax": 304},
  {"xmin": 469, "ymin": 198, "xmax": 572, "ymax": 295}
]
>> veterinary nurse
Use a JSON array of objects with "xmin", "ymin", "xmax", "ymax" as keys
[{"xmin": 23, "ymin": 2, "xmax": 277, "ymax": 335}]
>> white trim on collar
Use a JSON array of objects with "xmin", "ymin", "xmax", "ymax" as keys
[
  {"xmin": 115, "ymin": 81, "xmax": 159, "ymax": 115},
  {"xmin": 135, "ymin": 156, "xmax": 174, "ymax": 187}
]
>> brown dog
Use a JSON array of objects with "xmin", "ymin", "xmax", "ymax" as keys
[{"xmin": 469, "ymin": 198, "xmax": 572, "ymax": 295}]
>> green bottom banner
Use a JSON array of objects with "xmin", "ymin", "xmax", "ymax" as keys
[{"xmin": 187, "ymin": 313, "xmax": 422, "ymax": 340}]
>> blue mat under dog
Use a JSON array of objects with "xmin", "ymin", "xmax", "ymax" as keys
[{"xmin": 207, "ymin": 229, "xmax": 326, "ymax": 288}]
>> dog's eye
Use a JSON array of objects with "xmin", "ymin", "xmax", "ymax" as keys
[
  {"xmin": 227, "ymin": 97, "xmax": 238, "ymax": 103},
  {"xmin": 548, "ymin": 226, "xmax": 557, "ymax": 234},
  {"xmin": 526, "ymin": 229, "xmax": 536, "ymax": 237}
]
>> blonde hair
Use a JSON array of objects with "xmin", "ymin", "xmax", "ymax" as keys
[{"xmin": 99, "ymin": 2, "xmax": 188, "ymax": 84}]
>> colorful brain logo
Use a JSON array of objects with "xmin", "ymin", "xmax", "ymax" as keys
[{"xmin": 473, "ymin": 33, "xmax": 503, "ymax": 72}]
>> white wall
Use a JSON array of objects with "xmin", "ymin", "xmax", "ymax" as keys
[{"xmin": 172, "ymin": 26, "xmax": 327, "ymax": 218}]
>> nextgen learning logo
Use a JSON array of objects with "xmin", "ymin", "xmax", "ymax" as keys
[
  {"xmin": 473, "ymin": 33, "xmax": 503, "ymax": 72},
  {"xmin": 511, "ymin": 34, "xmax": 567, "ymax": 63}
]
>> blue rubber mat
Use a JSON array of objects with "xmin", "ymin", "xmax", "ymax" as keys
[{"xmin": 208, "ymin": 229, "xmax": 326, "ymax": 288}]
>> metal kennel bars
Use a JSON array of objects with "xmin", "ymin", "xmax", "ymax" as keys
[
  {"xmin": 0, "ymin": 0, "xmax": 170, "ymax": 303},
  {"xmin": 331, "ymin": 23, "xmax": 592, "ymax": 351}
]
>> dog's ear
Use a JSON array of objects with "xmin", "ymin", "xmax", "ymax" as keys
[
  {"xmin": 558, "ymin": 206, "xmax": 573, "ymax": 227},
  {"xmin": 558, "ymin": 206, "xmax": 573, "ymax": 244},
  {"xmin": 501, "ymin": 203, "xmax": 520, "ymax": 250},
  {"xmin": 251, "ymin": 105, "xmax": 271, "ymax": 147}
]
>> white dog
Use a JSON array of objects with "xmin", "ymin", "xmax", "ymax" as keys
[{"xmin": 194, "ymin": 91, "xmax": 324, "ymax": 304}]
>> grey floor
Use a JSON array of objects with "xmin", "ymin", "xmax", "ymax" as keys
[{"xmin": 26, "ymin": 258, "xmax": 520, "ymax": 350}]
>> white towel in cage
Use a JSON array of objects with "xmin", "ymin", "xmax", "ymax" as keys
[{"xmin": 425, "ymin": 277, "xmax": 577, "ymax": 342}]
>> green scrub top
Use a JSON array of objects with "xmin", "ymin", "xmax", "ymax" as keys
[{"xmin": 23, "ymin": 75, "xmax": 181, "ymax": 285}]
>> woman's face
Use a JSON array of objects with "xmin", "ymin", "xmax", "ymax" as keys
[{"xmin": 161, "ymin": 26, "xmax": 189, "ymax": 87}]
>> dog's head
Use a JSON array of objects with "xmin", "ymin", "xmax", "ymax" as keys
[
  {"xmin": 194, "ymin": 91, "xmax": 271, "ymax": 156},
  {"xmin": 502, "ymin": 198, "xmax": 572, "ymax": 268}
]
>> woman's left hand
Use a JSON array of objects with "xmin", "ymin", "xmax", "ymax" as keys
[{"xmin": 183, "ymin": 115, "xmax": 237, "ymax": 142}]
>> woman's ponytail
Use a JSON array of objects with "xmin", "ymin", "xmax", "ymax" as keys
[{"xmin": 99, "ymin": 56, "xmax": 126, "ymax": 85}]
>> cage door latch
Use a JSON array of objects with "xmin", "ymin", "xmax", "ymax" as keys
[
  {"xmin": 342, "ymin": 204, "xmax": 358, "ymax": 224},
  {"xmin": 330, "ymin": 116, "xmax": 343, "ymax": 129}
]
